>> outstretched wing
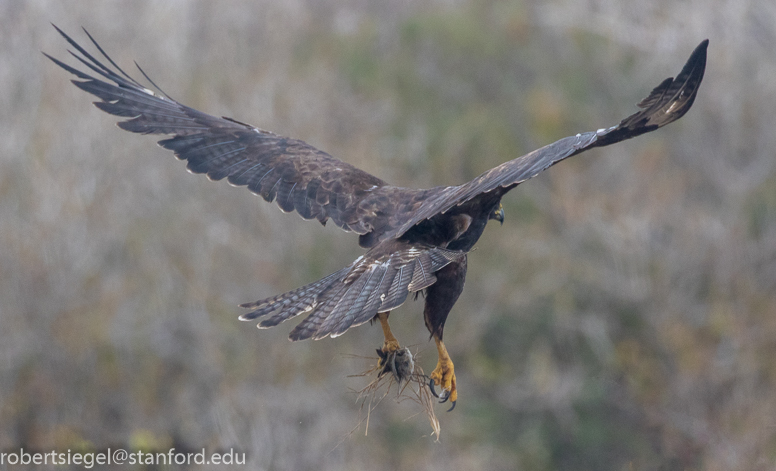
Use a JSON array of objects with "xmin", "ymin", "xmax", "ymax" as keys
[
  {"xmin": 378, "ymin": 40, "xmax": 708, "ymax": 243},
  {"xmin": 46, "ymin": 25, "xmax": 417, "ymax": 235},
  {"xmin": 48, "ymin": 27, "xmax": 707, "ymax": 248}
]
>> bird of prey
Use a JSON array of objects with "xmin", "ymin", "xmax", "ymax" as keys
[{"xmin": 47, "ymin": 25, "xmax": 707, "ymax": 410}]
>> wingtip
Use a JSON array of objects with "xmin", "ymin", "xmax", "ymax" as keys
[
  {"xmin": 692, "ymin": 39, "xmax": 709, "ymax": 61},
  {"xmin": 684, "ymin": 39, "xmax": 709, "ymax": 74},
  {"xmin": 680, "ymin": 39, "xmax": 708, "ymax": 93},
  {"xmin": 50, "ymin": 23, "xmax": 75, "ymax": 43},
  {"xmin": 696, "ymin": 39, "xmax": 709, "ymax": 68}
]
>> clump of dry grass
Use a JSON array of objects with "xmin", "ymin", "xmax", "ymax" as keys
[{"xmin": 343, "ymin": 347, "xmax": 441, "ymax": 441}]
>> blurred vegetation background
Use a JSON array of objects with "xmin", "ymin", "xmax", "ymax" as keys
[{"xmin": 2, "ymin": 0, "xmax": 776, "ymax": 469}]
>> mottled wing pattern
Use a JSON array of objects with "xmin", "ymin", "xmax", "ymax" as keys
[
  {"xmin": 49, "ymin": 27, "xmax": 707, "ymax": 344},
  {"xmin": 45, "ymin": 26, "xmax": 423, "ymax": 235},
  {"xmin": 377, "ymin": 40, "xmax": 708, "ymax": 243},
  {"xmin": 239, "ymin": 239, "xmax": 466, "ymax": 340}
]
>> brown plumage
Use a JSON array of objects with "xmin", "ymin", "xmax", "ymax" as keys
[{"xmin": 47, "ymin": 25, "xmax": 707, "ymax": 408}]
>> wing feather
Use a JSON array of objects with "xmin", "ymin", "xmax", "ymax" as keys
[
  {"xmin": 49, "ymin": 27, "xmax": 706, "ymax": 257},
  {"xmin": 376, "ymin": 40, "xmax": 709, "ymax": 243},
  {"xmin": 47, "ymin": 26, "xmax": 422, "ymax": 240}
]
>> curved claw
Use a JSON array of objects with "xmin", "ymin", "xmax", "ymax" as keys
[
  {"xmin": 428, "ymin": 377, "xmax": 455, "ymax": 405},
  {"xmin": 428, "ymin": 377, "xmax": 439, "ymax": 398},
  {"xmin": 429, "ymin": 376, "xmax": 456, "ymax": 410}
]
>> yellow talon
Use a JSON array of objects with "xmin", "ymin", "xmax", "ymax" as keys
[
  {"xmin": 429, "ymin": 338, "xmax": 457, "ymax": 409},
  {"xmin": 377, "ymin": 311, "xmax": 401, "ymax": 356}
]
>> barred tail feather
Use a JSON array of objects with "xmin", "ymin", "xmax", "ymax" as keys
[
  {"xmin": 288, "ymin": 283, "xmax": 350, "ymax": 341},
  {"xmin": 240, "ymin": 240, "xmax": 466, "ymax": 341},
  {"xmin": 350, "ymin": 264, "xmax": 397, "ymax": 327},
  {"xmin": 316, "ymin": 266, "xmax": 376, "ymax": 338},
  {"xmin": 257, "ymin": 279, "xmax": 338, "ymax": 329},
  {"xmin": 378, "ymin": 261, "xmax": 414, "ymax": 312},
  {"xmin": 238, "ymin": 267, "xmax": 349, "ymax": 321},
  {"xmin": 327, "ymin": 261, "xmax": 391, "ymax": 338}
]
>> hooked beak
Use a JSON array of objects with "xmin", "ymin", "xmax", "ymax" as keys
[{"xmin": 491, "ymin": 204, "xmax": 505, "ymax": 225}]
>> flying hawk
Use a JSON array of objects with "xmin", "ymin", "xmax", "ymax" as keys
[{"xmin": 47, "ymin": 26, "xmax": 707, "ymax": 410}]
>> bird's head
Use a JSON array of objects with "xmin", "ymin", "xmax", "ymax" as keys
[{"xmin": 489, "ymin": 203, "xmax": 505, "ymax": 225}]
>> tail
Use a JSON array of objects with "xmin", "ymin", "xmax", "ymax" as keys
[{"xmin": 239, "ymin": 243, "xmax": 466, "ymax": 341}]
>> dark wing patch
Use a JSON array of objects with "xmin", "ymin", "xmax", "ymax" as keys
[
  {"xmin": 377, "ymin": 40, "xmax": 709, "ymax": 243},
  {"xmin": 239, "ymin": 239, "xmax": 466, "ymax": 341},
  {"xmin": 46, "ymin": 25, "xmax": 424, "ymax": 237},
  {"xmin": 48, "ymin": 27, "xmax": 707, "ymax": 254}
]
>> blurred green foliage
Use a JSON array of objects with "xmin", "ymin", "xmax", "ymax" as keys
[{"xmin": 2, "ymin": 0, "xmax": 776, "ymax": 470}]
